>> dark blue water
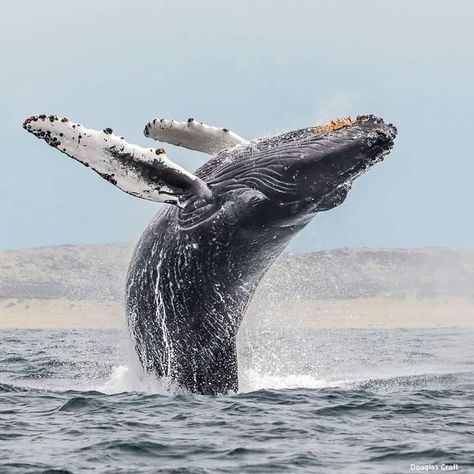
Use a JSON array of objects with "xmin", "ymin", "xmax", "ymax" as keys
[{"xmin": 1, "ymin": 327, "xmax": 473, "ymax": 473}]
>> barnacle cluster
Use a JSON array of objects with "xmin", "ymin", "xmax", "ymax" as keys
[{"xmin": 314, "ymin": 117, "xmax": 356, "ymax": 134}]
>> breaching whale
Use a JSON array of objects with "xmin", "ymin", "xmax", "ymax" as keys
[{"xmin": 23, "ymin": 113, "xmax": 397, "ymax": 394}]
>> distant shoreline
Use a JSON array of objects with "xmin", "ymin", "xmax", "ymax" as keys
[
  {"xmin": 1, "ymin": 297, "xmax": 472, "ymax": 330},
  {"xmin": 1, "ymin": 244, "xmax": 473, "ymax": 330}
]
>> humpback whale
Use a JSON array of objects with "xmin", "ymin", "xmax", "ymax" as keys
[{"xmin": 23, "ymin": 113, "xmax": 397, "ymax": 394}]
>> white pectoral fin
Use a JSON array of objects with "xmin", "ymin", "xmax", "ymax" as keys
[
  {"xmin": 144, "ymin": 118, "xmax": 249, "ymax": 155},
  {"xmin": 23, "ymin": 115, "xmax": 210, "ymax": 204}
]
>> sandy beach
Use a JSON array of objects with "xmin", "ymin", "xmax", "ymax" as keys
[
  {"xmin": 0, "ymin": 299, "xmax": 123, "ymax": 329},
  {"xmin": 1, "ymin": 297, "xmax": 472, "ymax": 330}
]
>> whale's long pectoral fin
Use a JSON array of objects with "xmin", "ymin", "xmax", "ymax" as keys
[
  {"xmin": 144, "ymin": 118, "xmax": 248, "ymax": 155},
  {"xmin": 23, "ymin": 115, "xmax": 211, "ymax": 204}
]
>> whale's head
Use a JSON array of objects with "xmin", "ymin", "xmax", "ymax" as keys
[
  {"xmin": 273, "ymin": 114, "xmax": 397, "ymax": 214},
  {"xmin": 197, "ymin": 115, "xmax": 397, "ymax": 232}
]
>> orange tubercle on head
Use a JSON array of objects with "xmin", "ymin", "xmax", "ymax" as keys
[{"xmin": 313, "ymin": 117, "xmax": 356, "ymax": 134}]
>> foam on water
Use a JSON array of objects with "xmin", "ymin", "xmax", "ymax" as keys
[
  {"xmin": 96, "ymin": 364, "xmax": 335, "ymax": 395},
  {"xmin": 89, "ymin": 325, "xmax": 474, "ymax": 396},
  {"xmin": 96, "ymin": 365, "xmax": 176, "ymax": 395},
  {"xmin": 240, "ymin": 369, "xmax": 331, "ymax": 392}
]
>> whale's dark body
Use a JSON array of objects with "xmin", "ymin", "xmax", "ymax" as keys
[{"xmin": 126, "ymin": 115, "xmax": 397, "ymax": 394}]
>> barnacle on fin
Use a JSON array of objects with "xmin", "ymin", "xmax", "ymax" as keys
[{"xmin": 313, "ymin": 117, "xmax": 356, "ymax": 134}]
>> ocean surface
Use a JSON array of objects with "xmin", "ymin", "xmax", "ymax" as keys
[{"xmin": 0, "ymin": 326, "xmax": 473, "ymax": 473}]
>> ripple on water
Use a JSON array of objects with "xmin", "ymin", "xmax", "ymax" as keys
[{"xmin": 0, "ymin": 328, "xmax": 473, "ymax": 473}]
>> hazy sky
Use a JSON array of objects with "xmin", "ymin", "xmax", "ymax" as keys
[{"xmin": 1, "ymin": 0, "xmax": 473, "ymax": 251}]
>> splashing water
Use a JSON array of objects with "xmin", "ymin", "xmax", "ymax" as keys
[{"xmin": 4, "ymin": 325, "xmax": 467, "ymax": 396}]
